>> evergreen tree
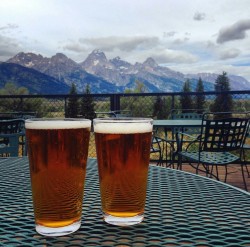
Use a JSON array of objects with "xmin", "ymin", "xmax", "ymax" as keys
[
  {"xmin": 180, "ymin": 79, "xmax": 193, "ymax": 112},
  {"xmin": 153, "ymin": 96, "xmax": 168, "ymax": 119},
  {"xmin": 211, "ymin": 72, "xmax": 233, "ymax": 113},
  {"xmin": 80, "ymin": 84, "xmax": 95, "ymax": 120},
  {"xmin": 65, "ymin": 83, "xmax": 79, "ymax": 118},
  {"xmin": 194, "ymin": 77, "xmax": 205, "ymax": 113}
]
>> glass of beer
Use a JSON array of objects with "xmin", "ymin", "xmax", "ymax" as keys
[
  {"xmin": 93, "ymin": 118, "xmax": 153, "ymax": 226},
  {"xmin": 25, "ymin": 118, "xmax": 91, "ymax": 236}
]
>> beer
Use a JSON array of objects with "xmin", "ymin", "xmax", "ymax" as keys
[
  {"xmin": 94, "ymin": 119, "xmax": 153, "ymax": 226},
  {"xmin": 25, "ymin": 119, "xmax": 91, "ymax": 236}
]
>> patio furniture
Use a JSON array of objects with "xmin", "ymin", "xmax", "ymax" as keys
[
  {"xmin": 0, "ymin": 133, "xmax": 20, "ymax": 157},
  {"xmin": 0, "ymin": 111, "xmax": 37, "ymax": 120},
  {"xmin": 243, "ymin": 129, "xmax": 250, "ymax": 178},
  {"xmin": 153, "ymin": 119, "xmax": 202, "ymax": 167},
  {"xmin": 150, "ymin": 131, "xmax": 165, "ymax": 165},
  {"xmin": 0, "ymin": 119, "xmax": 26, "ymax": 157},
  {"xmin": 0, "ymin": 157, "xmax": 249, "ymax": 246},
  {"xmin": 170, "ymin": 108, "xmax": 203, "ymax": 140},
  {"xmin": 176, "ymin": 112, "xmax": 249, "ymax": 191}
]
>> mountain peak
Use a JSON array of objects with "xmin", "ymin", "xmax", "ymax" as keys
[
  {"xmin": 51, "ymin": 53, "xmax": 71, "ymax": 63},
  {"xmin": 81, "ymin": 49, "xmax": 109, "ymax": 71},
  {"xmin": 7, "ymin": 52, "xmax": 44, "ymax": 67},
  {"xmin": 143, "ymin": 57, "xmax": 158, "ymax": 67}
]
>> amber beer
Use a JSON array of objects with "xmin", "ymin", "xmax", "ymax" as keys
[
  {"xmin": 94, "ymin": 118, "xmax": 153, "ymax": 226},
  {"xmin": 25, "ymin": 119, "xmax": 91, "ymax": 236}
]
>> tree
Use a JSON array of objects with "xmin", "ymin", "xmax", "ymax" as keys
[
  {"xmin": 180, "ymin": 79, "xmax": 193, "ymax": 112},
  {"xmin": 152, "ymin": 96, "xmax": 168, "ymax": 119},
  {"xmin": 0, "ymin": 82, "xmax": 48, "ymax": 116},
  {"xmin": 194, "ymin": 77, "xmax": 205, "ymax": 113},
  {"xmin": 65, "ymin": 83, "xmax": 79, "ymax": 118},
  {"xmin": 124, "ymin": 79, "xmax": 147, "ymax": 93},
  {"xmin": 0, "ymin": 82, "xmax": 29, "ymax": 95},
  {"xmin": 80, "ymin": 84, "xmax": 95, "ymax": 120},
  {"xmin": 121, "ymin": 79, "xmax": 151, "ymax": 117},
  {"xmin": 211, "ymin": 72, "xmax": 233, "ymax": 113}
]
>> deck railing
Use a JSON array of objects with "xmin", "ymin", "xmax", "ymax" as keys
[{"xmin": 1, "ymin": 90, "xmax": 249, "ymax": 159}]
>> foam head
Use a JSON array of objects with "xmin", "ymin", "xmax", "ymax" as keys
[
  {"xmin": 94, "ymin": 120, "xmax": 153, "ymax": 134},
  {"xmin": 25, "ymin": 119, "xmax": 91, "ymax": 129}
]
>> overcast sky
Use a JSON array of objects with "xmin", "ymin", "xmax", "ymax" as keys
[{"xmin": 1, "ymin": 0, "xmax": 250, "ymax": 81}]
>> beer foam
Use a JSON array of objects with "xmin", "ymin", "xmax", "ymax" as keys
[
  {"xmin": 94, "ymin": 122, "xmax": 152, "ymax": 134},
  {"xmin": 25, "ymin": 120, "xmax": 91, "ymax": 129}
]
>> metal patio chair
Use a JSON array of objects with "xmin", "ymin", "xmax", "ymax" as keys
[
  {"xmin": 161, "ymin": 109, "xmax": 204, "ymax": 167},
  {"xmin": 170, "ymin": 109, "xmax": 203, "ymax": 139},
  {"xmin": 242, "ymin": 127, "xmax": 250, "ymax": 178},
  {"xmin": 150, "ymin": 131, "xmax": 165, "ymax": 166},
  {"xmin": 0, "ymin": 119, "xmax": 26, "ymax": 157},
  {"xmin": 0, "ymin": 133, "xmax": 20, "ymax": 157},
  {"xmin": 176, "ymin": 112, "xmax": 249, "ymax": 191}
]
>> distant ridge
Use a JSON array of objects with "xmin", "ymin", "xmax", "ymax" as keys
[
  {"xmin": 3, "ymin": 50, "xmax": 250, "ymax": 94},
  {"xmin": 0, "ymin": 62, "xmax": 70, "ymax": 94}
]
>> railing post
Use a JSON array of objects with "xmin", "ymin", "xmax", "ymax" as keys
[
  {"xmin": 64, "ymin": 96, "xmax": 67, "ymax": 117},
  {"xmin": 171, "ymin": 95, "xmax": 175, "ymax": 111},
  {"xmin": 110, "ymin": 94, "xmax": 121, "ymax": 112}
]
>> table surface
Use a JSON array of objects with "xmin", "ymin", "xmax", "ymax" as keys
[
  {"xmin": 0, "ymin": 158, "xmax": 249, "ymax": 246},
  {"xmin": 153, "ymin": 119, "xmax": 202, "ymax": 128}
]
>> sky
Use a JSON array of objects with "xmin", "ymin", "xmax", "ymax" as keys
[{"xmin": 0, "ymin": 0, "xmax": 250, "ymax": 81}]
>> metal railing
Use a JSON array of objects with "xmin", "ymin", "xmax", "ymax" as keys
[{"xmin": 1, "ymin": 90, "xmax": 249, "ymax": 159}]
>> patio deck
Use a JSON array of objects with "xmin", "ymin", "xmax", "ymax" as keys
[{"xmin": 154, "ymin": 162, "xmax": 250, "ymax": 192}]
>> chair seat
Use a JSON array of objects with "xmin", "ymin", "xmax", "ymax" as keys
[{"xmin": 179, "ymin": 151, "xmax": 240, "ymax": 165}]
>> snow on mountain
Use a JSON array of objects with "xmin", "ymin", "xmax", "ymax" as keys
[{"xmin": 5, "ymin": 50, "xmax": 250, "ymax": 93}]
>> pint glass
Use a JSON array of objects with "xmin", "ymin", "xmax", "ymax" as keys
[
  {"xmin": 94, "ymin": 118, "xmax": 153, "ymax": 226},
  {"xmin": 25, "ymin": 118, "xmax": 91, "ymax": 236}
]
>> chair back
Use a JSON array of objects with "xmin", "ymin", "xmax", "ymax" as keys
[
  {"xmin": 0, "ymin": 119, "xmax": 25, "ymax": 134},
  {"xmin": 0, "ymin": 119, "xmax": 26, "ymax": 157},
  {"xmin": 201, "ymin": 112, "xmax": 249, "ymax": 152},
  {"xmin": 170, "ymin": 109, "xmax": 203, "ymax": 137},
  {"xmin": 0, "ymin": 133, "xmax": 20, "ymax": 157},
  {"xmin": 171, "ymin": 109, "xmax": 203, "ymax": 120}
]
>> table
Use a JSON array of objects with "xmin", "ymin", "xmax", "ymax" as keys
[
  {"xmin": 153, "ymin": 119, "xmax": 202, "ymax": 128},
  {"xmin": 0, "ymin": 158, "xmax": 250, "ymax": 246},
  {"xmin": 153, "ymin": 120, "xmax": 203, "ymax": 165}
]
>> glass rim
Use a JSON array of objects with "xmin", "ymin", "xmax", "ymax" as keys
[
  {"xmin": 25, "ymin": 118, "xmax": 91, "ymax": 129},
  {"xmin": 25, "ymin": 118, "xmax": 91, "ymax": 122},
  {"xmin": 93, "ymin": 117, "xmax": 153, "ymax": 123}
]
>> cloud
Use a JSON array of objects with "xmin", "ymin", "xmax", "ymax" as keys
[
  {"xmin": 63, "ymin": 36, "xmax": 160, "ymax": 53},
  {"xmin": 152, "ymin": 49, "xmax": 198, "ymax": 64},
  {"xmin": 63, "ymin": 43, "xmax": 87, "ymax": 53},
  {"xmin": 0, "ymin": 23, "xmax": 19, "ymax": 31},
  {"xmin": 193, "ymin": 12, "xmax": 206, "ymax": 21},
  {"xmin": 219, "ymin": 48, "xmax": 241, "ymax": 60},
  {"xmin": 217, "ymin": 19, "xmax": 250, "ymax": 44},
  {"xmin": 163, "ymin": 31, "xmax": 176, "ymax": 38},
  {"xmin": 0, "ymin": 35, "xmax": 21, "ymax": 60}
]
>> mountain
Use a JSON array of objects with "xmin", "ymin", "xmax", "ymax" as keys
[
  {"xmin": 0, "ymin": 62, "xmax": 70, "ymax": 94},
  {"xmin": 186, "ymin": 73, "xmax": 250, "ymax": 91},
  {"xmin": 5, "ymin": 50, "xmax": 250, "ymax": 94}
]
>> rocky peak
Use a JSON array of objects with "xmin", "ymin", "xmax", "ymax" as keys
[
  {"xmin": 88, "ymin": 49, "xmax": 107, "ymax": 62},
  {"xmin": 142, "ymin": 57, "xmax": 158, "ymax": 68},
  {"xmin": 51, "ymin": 53, "xmax": 68, "ymax": 61},
  {"xmin": 110, "ymin": 56, "xmax": 132, "ymax": 70},
  {"xmin": 7, "ymin": 52, "xmax": 44, "ymax": 68},
  {"xmin": 50, "ymin": 53, "xmax": 77, "ymax": 67},
  {"xmin": 81, "ymin": 49, "xmax": 114, "ymax": 74}
]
